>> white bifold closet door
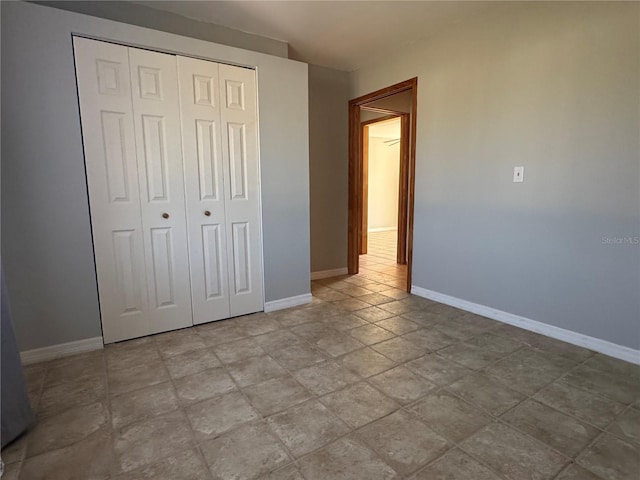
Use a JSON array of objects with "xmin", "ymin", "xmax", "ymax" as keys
[
  {"xmin": 178, "ymin": 57, "xmax": 264, "ymax": 324},
  {"xmin": 74, "ymin": 37, "xmax": 263, "ymax": 343}
]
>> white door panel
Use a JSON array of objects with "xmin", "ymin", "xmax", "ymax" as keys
[
  {"xmin": 76, "ymin": 38, "xmax": 263, "ymax": 341},
  {"xmin": 177, "ymin": 56, "xmax": 231, "ymax": 324},
  {"xmin": 73, "ymin": 38, "xmax": 149, "ymax": 343},
  {"xmin": 219, "ymin": 64, "xmax": 264, "ymax": 316},
  {"xmin": 129, "ymin": 47, "xmax": 193, "ymax": 334}
]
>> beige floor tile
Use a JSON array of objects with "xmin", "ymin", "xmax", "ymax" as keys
[
  {"xmin": 1, "ymin": 433, "xmax": 28, "ymax": 464},
  {"xmin": 563, "ymin": 364, "xmax": 640, "ymax": 404},
  {"xmin": 254, "ymin": 329, "xmax": 303, "ymax": 351},
  {"xmin": 486, "ymin": 348, "xmax": 575, "ymax": 396},
  {"xmin": 555, "ymin": 464, "xmax": 603, "ymax": 480},
  {"xmin": 267, "ymin": 400, "xmax": 350, "ymax": 457},
  {"xmin": 411, "ymin": 448, "xmax": 502, "ymax": 480},
  {"xmin": 298, "ymin": 436, "xmax": 399, "ymax": 480},
  {"xmin": 173, "ymin": 367, "xmax": 236, "ymax": 405},
  {"xmin": 534, "ymin": 381, "xmax": 626, "ymax": 429},
  {"xmin": 1, "ymin": 461, "xmax": 20, "ymax": 480},
  {"xmin": 234, "ymin": 313, "xmax": 282, "ymax": 336},
  {"xmin": 406, "ymin": 354, "xmax": 471, "ymax": 386},
  {"xmin": 447, "ymin": 373, "xmax": 525, "ymax": 416},
  {"xmin": 400, "ymin": 310, "xmax": 441, "ymax": 326},
  {"xmin": 463, "ymin": 331, "xmax": 522, "ymax": 354},
  {"xmin": 39, "ymin": 375, "xmax": 106, "ymax": 418},
  {"xmin": 113, "ymin": 448, "xmax": 210, "ymax": 480},
  {"xmin": 270, "ymin": 344, "xmax": 327, "ymax": 370},
  {"xmin": 243, "ymin": 376, "xmax": 313, "ymax": 416},
  {"xmin": 501, "ymin": 399, "xmax": 600, "ymax": 457},
  {"xmin": 371, "ymin": 337, "xmax": 428, "ymax": 363},
  {"xmin": 402, "ymin": 329, "xmax": 458, "ymax": 351},
  {"xmin": 185, "ymin": 390, "xmax": 259, "ymax": 441},
  {"xmin": 290, "ymin": 322, "xmax": 335, "ymax": 342},
  {"xmin": 20, "ymin": 428, "xmax": 114, "ymax": 480},
  {"xmin": 460, "ymin": 423, "xmax": 568, "ymax": 480},
  {"xmin": 213, "ymin": 337, "xmax": 266, "ymax": 364},
  {"xmin": 340, "ymin": 347, "xmax": 396, "ymax": 377},
  {"xmin": 356, "ymin": 410, "xmax": 450, "ymax": 476},
  {"xmin": 320, "ymin": 314, "xmax": 368, "ymax": 331},
  {"xmin": 291, "ymin": 361, "xmax": 360, "ymax": 396},
  {"xmin": 154, "ymin": 329, "xmax": 207, "ymax": 359},
  {"xmin": 582, "ymin": 354, "xmax": 640, "ymax": 378},
  {"xmin": 347, "ymin": 324, "xmax": 395, "ymax": 345},
  {"xmin": 17, "ymin": 261, "xmax": 640, "ymax": 480},
  {"xmin": 311, "ymin": 331, "xmax": 365, "ymax": 357},
  {"xmin": 44, "ymin": 352, "xmax": 106, "ymax": 387},
  {"xmin": 407, "ymin": 391, "xmax": 491, "ymax": 442},
  {"xmin": 320, "ymin": 382, "xmax": 399, "ymax": 429},
  {"xmin": 26, "ymin": 401, "xmax": 109, "ymax": 457},
  {"xmin": 226, "ymin": 354, "xmax": 287, "ymax": 387},
  {"xmin": 358, "ymin": 292, "xmax": 395, "ymax": 305},
  {"xmin": 114, "ymin": 410, "xmax": 193, "ymax": 473},
  {"xmin": 110, "ymin": 382, "xmax": 179, "ymax": 429},
  {"xmin": 259, "ymin": 464, "xmax": 305, "ymax": 480},
  {"xmin": 107, "ymin": 359, "xmax": 170, "ymax": 396},
  {"xmin": 374, "ymin": 316, "xmax": 420, "ymax": 335},
  {"xmin": 163, "ymin": 347, "xmax": 222, "ymax": 379},
  {"xmin": 105, "ymin": 339, "xmax": 160, "ymax": 372},
  {"xmin": 200, "ymin": 422, "xmax": 291, "ymax": 480},
  {"xmin": 578, "ymin": 433, "xmax": 640, "ymax": 480},
  {"xmin": 607, "ymin": 407, "xmax": 640, "ymax": 445},
  {"xmin": 438, "ymin": 342, "xmax": 505, "ymax": 370},
  {"xmin": 369, "ymin": 366, "xmax": 436, "ymax": 404},
  {"xmin": 196, "ymin": 321, "xmax": 250, "ymax": 346},
  {"xmin": 380, "ymin": 300, "xmax": 415, "ymax": 315},
  {"xmin": 353, "ymin": 306, "xmax": 396, "ymax": 322}
]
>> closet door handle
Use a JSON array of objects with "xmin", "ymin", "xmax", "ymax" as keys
[
  {"xmin": 162, "ymin": 213, "xmax": 169, "ymax": 219},
  {"xmin": 204, "ymin": 210, "xmax": 211, "ymax": 217}
]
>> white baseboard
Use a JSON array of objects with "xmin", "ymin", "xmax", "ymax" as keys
[
  {"xmin": 311, "ymin": 268, "xmax": 348, "ymax": 280},
  {"xmin": 411, "ymin": 285, "xmax": 640, "ymax": 365},
  {"xmin": 20, "ymin": 336, "xmax": 104, "ymax": 365},
  {"xmin": 264, "ymin": 293, "xmax": 312, "ymax": 312},
  {"xmin": 368, "ymin": 227, "xmax": 397, "ymax": 233}
]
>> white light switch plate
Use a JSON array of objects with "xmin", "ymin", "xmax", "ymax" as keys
[{"xmin": 513, "ymin": 166, "xmax": 524, "ymax": 183}]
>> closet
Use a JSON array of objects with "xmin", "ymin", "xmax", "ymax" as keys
[{"xmin": 74, "ymin": 37, "xmax": 264, "ymax": 343}]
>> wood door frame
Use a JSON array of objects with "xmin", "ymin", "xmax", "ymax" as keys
[{"xmin": 348, "ymin": 78, "xmax": 418, "ymax": 292}]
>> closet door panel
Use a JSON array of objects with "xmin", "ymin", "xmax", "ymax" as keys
[
  {"xmin": 177, "ymin": 56, "xmax": 230, "ymax": 324},
  {"xmin": 129, "ymin": 47, "xmax": 193, "ymax": 334},
  {"xmin": 219, "ymin": 64, "xmax": 264, "ymax": 316},
  {"xmin": 74, "ymin": 37, "xmax": 149, "ymax": 343}
]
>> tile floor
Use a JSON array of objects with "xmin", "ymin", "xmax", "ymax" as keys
[
  {"xmin": 366, "ymin": 229, "xmax": 399, "ymax": 262},
  {"xmin": 3, "ymin": 254, "xmax": 640, "ymax": 480}
]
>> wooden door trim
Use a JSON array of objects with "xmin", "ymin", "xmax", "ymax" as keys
[
  {"xmin": 397, "ymin": 113, "xmax": 410, "ymax": 265},
  {"xmin": 348, "ymin": 78, "xmax": 418, "ymax": 292},
  {"xmin": 361, "ymin": 124, "xmax": 369, "ymax": 255}
]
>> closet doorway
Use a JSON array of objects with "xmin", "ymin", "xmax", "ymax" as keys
[{"xmin": 74, "ymin": 37, "xmax": 265, "ymax": 343}]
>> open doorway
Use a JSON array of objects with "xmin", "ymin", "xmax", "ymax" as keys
[
  {"xmin": 348, "ymin": 78, "xmax": 417, "ymax": 291},
  {"xmin": 362, "ymin": 115, "xmax": 402, "ymax": 261}
]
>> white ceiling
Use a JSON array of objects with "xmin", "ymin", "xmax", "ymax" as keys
[
  {"xmin": 134, "ymin": 1, "xmax": 499, "ymax": 71},
  {"xmin": 368, "ymin": 117, "xmax": 401, "ymax": 139}
]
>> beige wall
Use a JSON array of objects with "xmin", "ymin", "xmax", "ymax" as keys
[
  {"xmin": 350, "ymin": 2, "xmax": 640, "ymax": 350},
  {"xmin": 368, "ymin": 137, "xmax": 400, "ymax": 231}
]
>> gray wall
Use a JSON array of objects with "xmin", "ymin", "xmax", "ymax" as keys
[
  {"xmin": 1, "ymin": 2, "xmax": 310, "ymax": 351},
  {"xmin": 350, "ymin": 2, "xmax": 640, "ymax": 349},
  {"xmin": 308, "ymin": 65, "xmax": 350, "ymax": 273},
  {"xmin": 34, "ymin": 1, "xmax": 288, "ymax": 58}
]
